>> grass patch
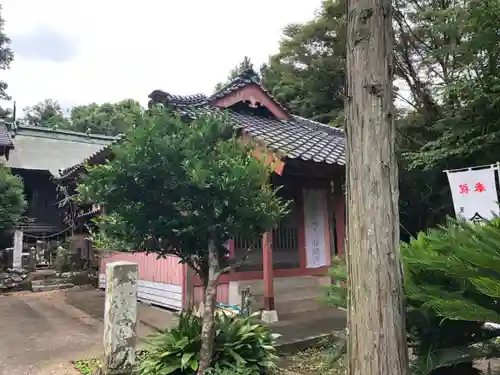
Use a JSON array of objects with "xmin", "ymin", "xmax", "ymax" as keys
[
  {"xmin": 73, "ymin": 349, "xmax": 346, "ymax": 375},
  {"xmin": 73, "ymin": 358, "xmax": 103, "ymax": 375},
  {"xmin": 278, "ymin": 346, "xmax": 346, "ymax": 375},
  {"xmin": 73, "ymin": 351, "xmax": 147, "ymax": 374}
]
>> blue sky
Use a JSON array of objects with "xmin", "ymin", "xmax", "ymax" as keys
[{"xmin": 2, "ymin": 0, "xmax": 323, "ymax": 112}]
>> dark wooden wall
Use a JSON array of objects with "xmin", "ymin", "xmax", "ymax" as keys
[{"xmin": 12, "ymin": 169, "xmax": 64, "ymax": 233}]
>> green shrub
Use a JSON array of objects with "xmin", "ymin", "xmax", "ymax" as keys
[
  {"xmin": 213, "ymin": 311, "xmax": 278, "ymax": 373},
  {"xmin": 139, "ymin": 312, "xmax": 279, "ymax": 375},
  {"xmin": 139, "ymin": 313, "xmax": 201, "ymax": 375},
  {"xmin": 325, "ymin": 218, "xmax": 500, "ymax": 375},
  {"xmin": 0, "ymin": 164, "xmax": 27, "ymax": 231}
]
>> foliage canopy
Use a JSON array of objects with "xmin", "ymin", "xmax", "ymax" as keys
[
  {"xmin": 77, "ymin": 109, "xmax": 288, "ymax": 281},
  {"xmin": 0, "ymin": 164, "xmax": 26, "ymax": 231},
  {"xmin": 21, "ymin": 99, "xmax": 143, "ymax": 136},
  {"xmin": 326, "ymin": 218, "xmax": 500, "ymax": 374},
  {"xmin": 0, "ymin": 5, "xmax": 13, "ymax": 119}
]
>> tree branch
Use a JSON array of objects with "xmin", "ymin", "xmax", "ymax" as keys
[{"xmin": 220, "ymin": 247, "xmax": 253, "ymax": 275}]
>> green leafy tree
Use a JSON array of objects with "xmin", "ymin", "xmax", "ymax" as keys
[
  {"xmin": 260, "ymin": 0, "xmax": 346, "ymax": 125},
  {"xmin": 394, "ymin": 0, "xmax": 500, "ymax": 235},
  {"xmin": 68, "ymin": 99, "xmax": 143, "ymax": 136},
  {"xmin": 0, "ymin": 5, "xmax": 13, "ymax": 119},
  {"xmin": 76, "ymin": 108, "xmax": 287, "ymax": 374},
  {"xmin": 0, "ymin": 164, "xmax": 27, "ymax": 230},
  {"xmin": 20, "ymin": 99, "xmax": 143, "ymax": 136},
  {"xmin": 258, "ymin": 0, "xmax": 500, "ymax": 237},
  {"xmin": 21, "ymin": 99, "xmax": 69, "ymax": 128},
  {"xmin": 403, "ymin": 0, "xmax": 500, "ymax": 172}
]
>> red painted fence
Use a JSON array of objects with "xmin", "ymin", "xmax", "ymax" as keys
[
  {"xmin": 100, "ymin": 251, "xmax": 184, "ymax": 286},
  {"xmin": 99, "ymin": 251, "xmax": 231, "ymax": 307}
]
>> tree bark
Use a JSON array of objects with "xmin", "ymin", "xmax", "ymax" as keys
[
  {"xmin": 345, "ymin": 0, "xmax": 409, "ymax": 374},
  {"xmin": 197, "ymin": 238, "xmax": 219, "ymax": 375}
]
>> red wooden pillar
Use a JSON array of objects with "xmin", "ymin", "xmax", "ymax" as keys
[
  {"xmin": 334, "ymin": 189, "xmax": 346, "ymax": 256},
  {"xmin": 262, "ymin": 231, "xmax": 275, "ymax": 310}
]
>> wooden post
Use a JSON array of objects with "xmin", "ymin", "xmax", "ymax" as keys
[
  {"xmin": 185, "ymin": 264, "xmax": 194, "ymax": 312},
  {"xmin": 262, "ymin": 231, "xmax": 274, "ymax": 310},
  {"xmin": 334, "ymin": 190, "xmax": 346, "ymax": 256},
  {"xmin": 261, "ymin": 231, "xmax": 277, "ymax": 323}
]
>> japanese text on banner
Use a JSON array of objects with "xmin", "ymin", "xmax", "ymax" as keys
[{"xmin": 446, "ymin": 167, "xmax": 499, "ymax": 223}]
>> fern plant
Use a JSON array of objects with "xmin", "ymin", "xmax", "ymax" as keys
[{"xmin": 325, "ymin": 218, "xmax": 500, "ymax": 375}]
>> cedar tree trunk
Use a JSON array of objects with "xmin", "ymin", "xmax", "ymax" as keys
[
  {"xmin": 345, "ymin": 0, "xmax": 410, "ymax": 374},
  {"xmin": 197, "ymin": 238, "xmax": 219, "ymax": 375}
]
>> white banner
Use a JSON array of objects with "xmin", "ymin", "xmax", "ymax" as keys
[
  {"xmin": 446, "ymin": 167, "xmax": 499, "ymax": 223},
  {"xmin": 303, "ymin": 189, "xmax": 328, "ymax": 268}
]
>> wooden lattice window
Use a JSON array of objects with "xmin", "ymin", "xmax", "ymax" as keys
[{"xmin": 233, "ymin": 183, "xmax": 300, "ymax": 271}]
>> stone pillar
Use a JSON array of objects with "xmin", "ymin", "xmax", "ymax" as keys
[
  {"xmin": 104, "ymin": 261, "xmax": 138, "ymax": 374},
  {"xmin": 29, "ymin": 247, "xmax": 36, "ymax": 271},
  {"xmin": 12, "ymin": 230, "xmax": 23, "ymax": 269}
]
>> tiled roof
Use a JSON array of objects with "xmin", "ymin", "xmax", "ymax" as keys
[
  {"xmin": 0, "ymin": 120, "xmax": 13, "ymax": 149},
  {"xmin": 6, "ymin": 126, "xmax": 119, "ymax": 176},
  {"xmin": 169, "ymin": 105, "xmax": 345, "ymax": 165},
  {"xmin": 148, "ymin": 90, "xmax": 208, "ymax": 108},
  {"xmin": 149, "ymin": 71, "xmax": 345, "ymax": 166},
  {"xmin": 231, "ymin": 112, "xmax": 345, "ymax": 165},
  {"xmin": 59, "ymin": 71, "xmax": 345, "ymax": 178}
]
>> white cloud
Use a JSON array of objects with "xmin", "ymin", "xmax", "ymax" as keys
[{"xmin": 1, "ymin": 0, "xmax": 323, "ymax": 111}]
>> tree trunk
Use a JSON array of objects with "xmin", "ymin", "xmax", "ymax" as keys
[
  {"xmin": 345, "ymin": 0, "xmax": 409, "ymax": 374},
  {"xmin": 197, "ymin": 238, "xmax": 219, "ymax": 375}
]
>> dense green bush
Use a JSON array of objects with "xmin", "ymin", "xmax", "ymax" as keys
[
  {"xmin": 403, "ymin": 219, "xmax": 500, "ymax": 375},
  {"xmin": 139, "ymin": 313, "xmax": 201, "ymax": 375},
  {"xmin": 138, "ymin": 312, "xmax": 279, "ymax": 375},
  {"xmin": 325, "ymin": 218, "xmax": 500, "ymax": 375},
  {"xmin": 0, "ymin": 164, "xmax": 26, "ymax": 231}
]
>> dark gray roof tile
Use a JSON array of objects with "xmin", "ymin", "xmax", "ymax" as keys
[
  {"xmin": 0, "ymin": 120, "xmax": 13, "ymax": 149},
  {"xmin": 224, "ymin": 111, "xmax": 345, "ymax": 165},
  {"xmin": 149, "ymin": 74, "xmax": 345, "ymax": 166}
]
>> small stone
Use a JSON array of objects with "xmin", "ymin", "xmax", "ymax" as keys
[
  {"xmin": 0, "ymin": 273, "xmax": 9, "ymax": 280},
  {"xmin": 3, "ymin": 278, "xmax": 15, "ymax": 288},
  {"xmin": 10, "ymin": 275, "xmax": 23, "ymax": 283}
]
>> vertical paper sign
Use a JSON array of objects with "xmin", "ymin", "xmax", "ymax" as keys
[
  {"xmin": 446, "ymin": 167, "xmax": 499, "ymax": 223},
  {"xmin": 303, "ymin": 189, "xmax": 327, "ymax": 268}
]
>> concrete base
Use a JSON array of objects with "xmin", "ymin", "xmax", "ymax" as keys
[
  {"xmin": 228, "ymin": 275, "xmax": 330, "ymax": 315},
  {"xmin": 261, "ymin": 309, "xmax": 279, "ymax": 323}
]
